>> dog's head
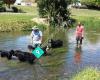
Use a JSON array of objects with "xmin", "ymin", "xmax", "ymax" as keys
[
  {"xmin": 9, "ymin": 50, "xmax": 15, "ymax": 55},
  {"xmin": 28, "ymin": 45, "xmax": 35, "ymax": 51}
]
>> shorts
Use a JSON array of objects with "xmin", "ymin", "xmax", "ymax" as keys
[{"xmin": 76, "ymin": 36, "xmax": 83, "ymax": 41}]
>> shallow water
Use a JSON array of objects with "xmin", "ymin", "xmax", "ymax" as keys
[
  {"xmin": 60, "ymin": 29, "xmax": 100, "ymax": 79},
  {"xmin": 0, "ymin": 29, "xmax": 100, "ymax": 80}
]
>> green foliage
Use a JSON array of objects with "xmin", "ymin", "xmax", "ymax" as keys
[
  {"xmin": 37, "ymin": 0, "xmax": 72, "ymax": 26},
  {"xmin": 80, "ymin": 0, "xmax": 100, "ymax": 8},
  {"xmin": 0, "ymin": 20, "xmax": 46, "ymax": 32},
  {"xmin": 71, "ymin": 8, "xmax": 100, "ymax": 30},
  {"xmin": 0, "ymin": 5, "xmax": 46, "ymax": 32}
]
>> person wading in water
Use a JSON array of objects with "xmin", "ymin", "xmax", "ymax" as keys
[
  {"xmin": 75, "ymin": 22, "xmax": 84, "ymax": 47},
  {"xmin": 30, "ymin": 26, "xmax": 43, "ymax": 47}
]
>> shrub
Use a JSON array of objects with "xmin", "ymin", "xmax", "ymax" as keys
[{"xmin": 37, "ymin": 0, "xmax": 72, "ymax": 27}]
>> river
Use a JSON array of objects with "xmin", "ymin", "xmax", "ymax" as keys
[{"xmin": 0, "ymin": 28, "xmax": 100, "ymax": 80}]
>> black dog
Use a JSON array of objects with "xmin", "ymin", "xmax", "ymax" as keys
[
  {"xmin": 0, "ymin": 50, "xmax": 15, "ymax": 60},
  {"xmin": 48, "ymin": 39, "xmax": 63, "ymax": 48},
  {"xmin": 0, "ymin": 49, "xmax": 36, "ymax": 64},
  {"xmin": 14, "ymin": 50, "xmax": 36, "ymax": 64}
]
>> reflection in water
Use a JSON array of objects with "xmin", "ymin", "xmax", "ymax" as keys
[
  {"xmin": 85, "ymin": 27, "xmax": 100, "ymax": 44},
  {"xmin": 74, "ymin": 46, "xmax": 82, "ymax": 64},
  {"xmin": 86, "ymin": 32, "xmax": 100, "ymax": 44}
]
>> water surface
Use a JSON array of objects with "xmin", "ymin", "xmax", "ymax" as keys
[{"xmin": 0, "ymin": 28, "xmax": 100, "ymax": 80}]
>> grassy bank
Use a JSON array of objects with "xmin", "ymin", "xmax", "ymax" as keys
[
  {"xmin": 72, "ymin": 67, "xmax": 100, "ymax": 80},
  {"xmin": 0, "ymin": 20, "xmax": 46, "ymax": 32},
  {"xmin": 71, "ymin": 8, "xmax": 100, "ymax": 31},
  {"xmin": 0, "ymin": 6, "xmax": 46, "ymax": 32}
]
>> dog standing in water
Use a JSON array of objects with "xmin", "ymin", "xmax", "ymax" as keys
[{"xmin": 48, "ymin": 39, "xmax": 63, "ymax": 48}]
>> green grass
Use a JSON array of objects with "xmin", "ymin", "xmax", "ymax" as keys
[
  {"xmin": 16, "ymin": 5, "xmax": 39, "ymax": 16},
  {"xmin": 72, "ymin": 67, "xmax": 100, "ymax": 80},
  {"xmin": 71, "ymin": 8, "xmax": 100, "ymax": 30},
  {"xmin": 0, "ymin": 6, "xmax": 38, "ymax": 22},
  {"xmin": 71, "ymin": 8, "xmax": 100, "ymax": 17},
  {"xmin": 0, "ymin": 6, "xmax": 46, "ymax": 31},
  {"xmin": 0, "ymin": 14, "xmax": 34, "ymax": 23}
]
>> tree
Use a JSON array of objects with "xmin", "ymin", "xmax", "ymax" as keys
[
  {"xmin": 3, "ymin": 0, "xmax": 16, "ymax": 8},
  {"xmin": 37, "ymin": 0, "xmax": 72, "ymax": 27}
]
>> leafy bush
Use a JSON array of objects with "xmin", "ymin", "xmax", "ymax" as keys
[{"xmin": 37, "ymin": 0, "xmax": 72, "ymax": 26}]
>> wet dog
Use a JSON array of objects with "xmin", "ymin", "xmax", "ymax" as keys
[
  {"xmin": 0, "ymin": 50, "xmax": 15, "ymax": 60},
  {"xmin": 14, "ymin": 50, "xmax": 36, "ymax": 64},
  {"xmin": 48, "ymin": 39, "xmax": 63, "ymax": 48},
  {"xmin": 0, "ymin": 49, "xmax": 36, "ymax": 64}
]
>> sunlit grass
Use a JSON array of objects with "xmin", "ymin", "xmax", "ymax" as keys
[
  {"xmin": 71, "ymin": 8, "xmax": 100, "ymax": 17},
  {"xmin": 71, "ymin": 8, "xmax": 100, "ymax": 31},
  {"xmin": 0, "ymin": 6, "xmax": 38, "ymax": 22},
  {"xmin": 72, "ymin": 67, "xmax": 100, "ymax": 80},
  {"xmin": 0, "ymin": 6, "xmax": 45, "ymax": 31}
]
